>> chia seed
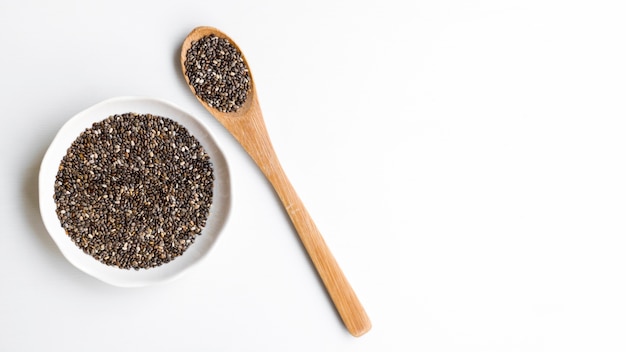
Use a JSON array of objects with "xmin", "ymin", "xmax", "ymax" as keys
[
  {"xmin": 54, "ymin": 113, "xmax": 214, "ymax": 270},
  {"xmin": 184, "ymin": 34, "xmax": 251, "ymax": 113}
]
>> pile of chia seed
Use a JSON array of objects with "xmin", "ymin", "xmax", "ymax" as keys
[
  {"xmin": 54, "ymin": 113, "xmax": 214, "ymax": 270},
  {"xmin": 184, "ymin": 34, "xmax": 251, "ymax": 113}
]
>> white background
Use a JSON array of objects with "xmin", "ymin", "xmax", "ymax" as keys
[{"xmin": 2, "ymin": 1, "xmax": 626, "ymax": 351}]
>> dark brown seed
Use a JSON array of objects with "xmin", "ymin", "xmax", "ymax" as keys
[
  {"xmin": 184, "ymin": 34, "xmax": 250, "ymax": 113},
  {"xmin": 53, "ymin": 113, "xmax": 214, "ymax": 270}
]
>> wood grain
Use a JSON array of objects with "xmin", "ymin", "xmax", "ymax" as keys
[{"xmin": 181, "ymin": 26, "xmax": 371, "ymax": 336}]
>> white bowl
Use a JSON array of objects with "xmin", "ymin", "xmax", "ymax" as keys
[{"xmin": 39, "ymin": 96, "xmax": 231, "ymax": 287}]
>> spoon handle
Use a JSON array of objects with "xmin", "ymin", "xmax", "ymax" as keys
[
  {"xmin": 219, "ymin": 98, "xmax": 370, "ymax": 336},
  {"xmin": 268, "ymin": 164, "xmax": 372, "ymax": 336}
]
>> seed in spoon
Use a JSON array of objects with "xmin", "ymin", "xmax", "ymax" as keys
[{"xmin": 184, "ymin": 34, "xmax": 250, "ymax": 113}]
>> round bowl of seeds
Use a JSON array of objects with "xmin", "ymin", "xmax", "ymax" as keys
[{"xmin": 39, "ymin": 96, "xmax": 231, "ymax": 287}]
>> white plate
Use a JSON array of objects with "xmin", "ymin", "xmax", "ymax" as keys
[{"xmin": 39, "ymin": 96, "xmax": 231, "ymax": 287}]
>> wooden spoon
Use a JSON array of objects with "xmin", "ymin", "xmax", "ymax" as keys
[{"xmin": 180, "ymin": 26, "xmax": 371, "ymax": 337}]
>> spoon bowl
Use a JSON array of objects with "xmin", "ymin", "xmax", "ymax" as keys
[{"xmin": 181, "ymin": 26, "xmax": 371, "ymax": 337}]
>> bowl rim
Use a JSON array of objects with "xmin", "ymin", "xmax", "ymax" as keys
[{"xmin": 38, "ymin": 96, "xmax": 231, "ymax": 287}]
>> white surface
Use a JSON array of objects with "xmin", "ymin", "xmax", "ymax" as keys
[
  {"xmin": 39, "ymin": 97, "xmax": 231, "ymax": 287},
  {"xmin": 2, "ymin": 1, "xmax": 626, "ymax": 351}
]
